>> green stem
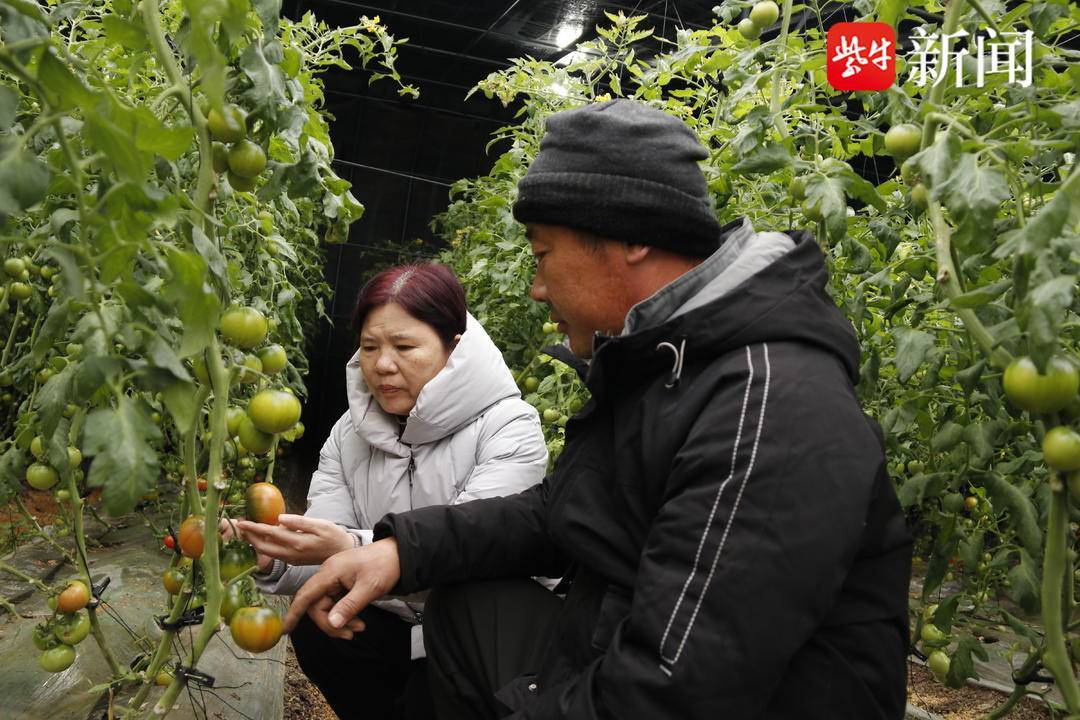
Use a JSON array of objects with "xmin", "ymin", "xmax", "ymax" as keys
[
  {"xmin": 921, "ymin": 0, "xmax": 968, "ymax": 151},
  {"xmin": 121, "ymin": 579, "xmax": 194, "ymax": 718},
  {"xmin": 768, "ymin": 0, "xmax": 793, "ymax": 141},
  {"xmin": 0, "ymin": 300, "xmax": 23, "ymax": 368},
  {"xmin": 154, "ymin": 337, "xmax": 231, "ymax": 715},
  {"xmin": 0, "ymin": 595, "xmax": 23, "ymax": 617},
  {"xmin": 265, "ymin": 434, "xmax": 281, "ymax": 485},
  {"xmin": 0, "ymin": 559, "xmax": 52, "ymax": 593},
  {"xmin": 928, "ymin": 200, "xmax": 1012, "ymax": 369},
  {"xmin": 1039, "ymin": 476, "xmax": 1080, "ymax": 712},
  {"xmin": 984, "ymin": 648, "xmax": 1039, "ymax": 720}
]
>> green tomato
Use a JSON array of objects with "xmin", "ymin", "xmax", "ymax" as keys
[
  {"xmin": 39, "ymin": 644, "xmax": 76, "ymax": 673},
  {"xmin": 884, "ymin": 123, "xmax": 922, "ymax": 160},
  {"xmin": 910, "ymin": 184, "xmax": 928, "ymax": 212},
  {"xmin": 3, "ymin": 257, "xmax": 25, "ymax": 278},
  {"xmin": 788, "ymin": 176, "xmax": 807, "ymax": 201},
  {"xmin": 227, "ymin": 170, "xmax": 257, "ymax": 193},
  {"xmin": 220, "ymin": 543, "xmax": 257, "ymax": 582},
  {"xmin": 927, "ymin": 649, "xmax": 950, "ymax": 680},
  {"xmin": 67, "ymin": 447, "xmax": 82, "ymax": 469},
  {"xmin": 749, "ymin": 0, "xmax": 779, "ymax": 27},
  {"xmin": 226, "ymin": 406, "xmax": 246, "ymax": 437},
  {"xmin": 737, "ymin": 17, "xmax": 762, "ymax": 40},
  {"xmin": 237, "ymin": 354, "xmax": 263, "ymax": 384},
  {"xmin": 32, "ymin": 623, "xmax": 56, "ymax": 651},
  {"xmin": 247, "ymin": 390, "xmax": 302, "ymax": 434},
  {"xmin": 523, "ymin": 376, "xmax": 540, "ymax": 393},
  {"xmin": 207, "ymin": 104, "xmax": 247, "ymax": 143},
  {"xmin": 1003, "ymin": 356, "xmax": 1078, "ymax": 414},
  {"xmin": 227, "ymin": 140, "xmax": 267, "ymax": 179},
  {"xmin": 542, "ymin": 407, "xmax": 561, "ymax": 424},
  {"xmin": 211, "ymin": 142, "xmax": 230, "ymax": 173},
  {"xmin": 26, "ymin": 463, "xmax": 59, "ymax": 490},
  {"xmin": 192, "ymin": 356, "xmax": 210, "ymax": 385},
  {"xmin": 30, "ymin": 435, "xmax": 44, "ymax": 459},
  {"xmin": 237, "ymin": 415, "xmax": 274, "ymax": 455},
  {"xmin": 220, "ymin": 307, "xmax": 268, "ymax": 349},
  {"xmin": 53, "ymin": 611, "xmax": 91, "ymax": 645},
  {"xmin": 920, "ymin": 623, "xmax": 947, "ymax": 646},
  {"xmin": 1042, "ymin": 426, "xmax": 1080, "ymax": 472},
  {"xmin": 10, "ymin": 281, "xmax": 32, "ymax": 301},
  {"xmin": 258, "ymin": 344, "xmax": 288, "ymax": 374}
]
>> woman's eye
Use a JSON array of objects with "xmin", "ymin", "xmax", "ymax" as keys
[{"xmin": 396, "ymin": 345, "xmax": 414, "ymax": 352}]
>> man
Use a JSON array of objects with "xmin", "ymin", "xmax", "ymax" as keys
[{"xmin": 284, "ymin": 99, "xmax": 912, "ymax": 719}]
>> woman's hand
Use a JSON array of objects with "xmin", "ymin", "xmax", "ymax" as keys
[
  {"xmin": 233, "ymin": 514, "xmax": 356, "ymax": 567},
  {"xmin": 218, "ymin": 518, "xmax": 274, "ymax": 573}
]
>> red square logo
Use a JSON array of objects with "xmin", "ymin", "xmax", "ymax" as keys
[{"xmin": 827, "ymin": 22, "xmax": 896, "ymax": 91}]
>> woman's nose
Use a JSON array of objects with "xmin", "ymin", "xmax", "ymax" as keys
[{"xmin": 375, "ymin": 353, "xmax": 397, "ymax": 373}]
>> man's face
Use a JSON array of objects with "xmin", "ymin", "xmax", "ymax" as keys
[{"xmin": 527, "ymin": 224, "xmax": 630, "ymax": 358}]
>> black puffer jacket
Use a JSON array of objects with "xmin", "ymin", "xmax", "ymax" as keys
[{"xmin": 375, "ymin": 224, "xmax": 912, "ymax": 719}]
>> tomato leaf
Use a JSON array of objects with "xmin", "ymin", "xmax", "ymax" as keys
[
  {"xmin": 31, "ymin": 299, "xmax": 72, "ymax": 364},
  {"xmin": 164, "ymin": 248, "xmax": 220, "ymax": 357},
  {"xmin": 100, "ymin": 14, "xmax": 148, "ymax": 51},
  {"xmin": 1006, "ymin": 549, "xmax": 1040, "ymax": 615},
  {"xmin": 1000, "ymin": 609, "xmax": 1041, "ymax": 647},
  {"xmin": 958, "ymin": 530, "xmax": 984, "ymax": 572},
  {"xmin": 936, "ymin": 154, "xmax": 1010, "ymax": 252},
  {"xmin": 947, "ymin": 279, "xmax": 1011, "ymax": 309},
  {"xmin": 931, "ymin": 422, "xmax": 965, "ymax": 453},
  {"xmin": 980, "ymin": 472, "xmax": 1042, "ymax": 558},
  {"xmin": 84, "ymin": 398, "xmax": 162, "ymax": 516},
  {"xmin": 0, "ymin": 84, "xmax": 18, "ymax": 130},
  {"xmin": 891, "ymin": 327, "xmax": 934, "ymax": 383},
  {"xmin": 0, "ymin": 445, "xmax": 26, "ymax": 506},
  {"xmin": 36, "ymin": 49, "xmax": 96, "ymax": 111},
  {"xmin": 897, "ymin": 472, "xmax": 946, "ymax": 508},
  {"xmin": 1016, "ymin": 172, "xmax": 1080, "ymax": 254},
  {"xmin": 730, "ymin": 142, "xmax": 792, "ymax": 174},
  {"xmin": 912, "ymin": 128, "xmax": 960, "ymax": 190},
  {"xmin": 160, "ymin": 379, "xmax": 201, "ymax": 435},
  {"xmin": 944, "ymin": 633, "xmax": 988, "ymax": 688},
  {"xmin": 36, "ymin": 364, "xmax": 76, "ymax": 441},
  {"xmin": 0, "ymin": 141, "xmax": 50, "ymax": 216}
]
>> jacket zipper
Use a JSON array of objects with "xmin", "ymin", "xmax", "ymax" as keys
[{"xmin": 407, "ymin": 455, "xmax": 415, "ymax": 510}]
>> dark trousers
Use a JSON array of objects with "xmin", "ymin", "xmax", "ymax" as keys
[
  {"xmin": 423, "ymin": 579, "xmax": 563, "ymax": 720},
  {"xmin": 290, "ymin": 604, "xmax": 437, "ymax": 720}
]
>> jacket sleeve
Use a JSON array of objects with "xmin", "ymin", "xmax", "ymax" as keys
[
  {"xmin": 518, "ymin": 356, "xmax": 900, "ymax": 719},
  {"xmin": 452, "ymin": 399, "xmax": 548, "ymax": 504},
  {"xmin": 374, "ymin": 479, "xmax": 568, "ymax": 592},
  {"xmin": 255, "ymin": 413, "xmax": 363, "ymax": 596}
]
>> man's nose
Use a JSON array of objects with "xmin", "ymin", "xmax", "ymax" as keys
[{"xmin": 530, "ymin": 273, "xmax": 547, "ymax": 303}]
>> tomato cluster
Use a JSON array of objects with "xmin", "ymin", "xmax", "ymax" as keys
[
  {"xmin": 206, "ymin": 103, "xmax": 268, "ymax": 193},
  {"xmin": 33, "ymin": 580, "xmax": 93, "ymax": 673}
]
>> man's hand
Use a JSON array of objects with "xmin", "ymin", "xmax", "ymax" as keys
[
  {"xmin": 283, "ymin": 537, "xmax": 401, "ymax": 638},
  {"xmin": 234, "ymin": 514, "xmax": 355, "ymax": 567}
]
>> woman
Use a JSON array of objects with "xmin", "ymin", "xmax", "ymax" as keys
[{"xmin": 235, "ymin": 263, "xmax": 548, "ymax": 720}]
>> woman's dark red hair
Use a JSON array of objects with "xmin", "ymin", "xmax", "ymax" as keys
[{"xmin": 351, "ymin": 263, "xmax": 467, "ymax": 348}]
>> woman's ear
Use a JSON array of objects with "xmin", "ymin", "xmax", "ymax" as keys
[{"xmin": 451, "ymin": 333, "xmax": 463, "ymax": 350}]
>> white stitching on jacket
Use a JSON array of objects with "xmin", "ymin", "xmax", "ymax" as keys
[
  {"xmin": 659, "ymin": 343, "xmax": 772, "ymax": 669},
  {"xmin": 658, "ymin": 345, "xmax": 755, "ymax": 664}
]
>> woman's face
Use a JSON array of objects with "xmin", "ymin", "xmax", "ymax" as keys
[{"xmin": 359, "ymin": 302, "xmax": 455, "ymax": 416}]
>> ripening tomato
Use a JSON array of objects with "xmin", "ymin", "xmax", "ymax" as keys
[
  {"xmin": 162, "ymin": 567, "xmax": 186, "ymax": 595},
  {"xmin": 246, "ymin": 482, "xmax": 285, "ymax": 525},
  {"xmin": 178, "ymin": 515, "xmax": 206, "ymax": 559},
  {"xmin": 39, "ymin": 644, "xmax": 76, "ymax": 672},
  {"xmin": 246, "ymin": 390, "xmax": 302, "ymax": 434},
  {"xmin": 57, "ymin": 580, "xmax": 91, "ymax": 613},
  {"xmin": 220, "ymin": 307, "xmax": 268, "ymax": 349},
  {"xmin": 230, "ymin": 606, "xmax": 284, "ymax": 653}
]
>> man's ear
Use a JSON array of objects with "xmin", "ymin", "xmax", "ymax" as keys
[{"xmin": 623, "ymin": 243, "xmax": 652, "ymax": 265}]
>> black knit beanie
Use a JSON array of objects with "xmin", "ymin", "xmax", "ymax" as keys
[{"xmin": 512, "ymin": 99, "xmax": 722, "ymax": 257}]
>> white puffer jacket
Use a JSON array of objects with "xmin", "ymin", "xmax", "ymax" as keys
[{"xmin": 255, "ymin": 313, "xmax": 549, "ymax": 617}]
